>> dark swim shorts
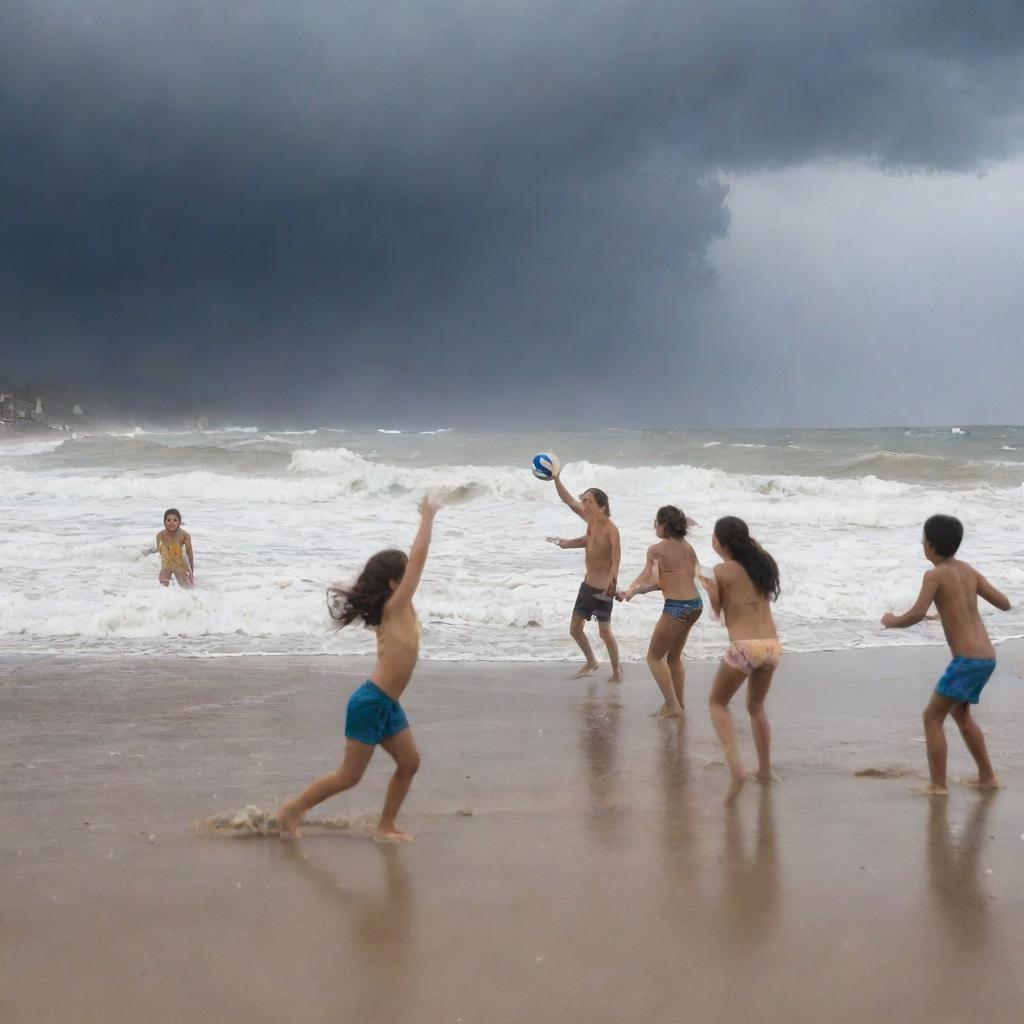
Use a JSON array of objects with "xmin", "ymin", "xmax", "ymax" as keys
[
  {"xmin": 345, "ymin": 681, "xmax": 410, "ymax": 745},
  {"xmin": 934, "ymin": 657, "xmax": 996, "ymax": 705},
  {"xmin": 573, "ymin": 581, "xmax": 614, "ymax": 623}
]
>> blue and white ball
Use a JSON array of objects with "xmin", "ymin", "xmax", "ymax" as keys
[{"xmin": 531, "ymin": 452, "xmax": 560, "ymax": 481}]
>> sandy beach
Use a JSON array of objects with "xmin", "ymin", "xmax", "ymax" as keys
[{"xmin": 3, "ymin": 642, "xmax": 1024, "ymax": 1023}]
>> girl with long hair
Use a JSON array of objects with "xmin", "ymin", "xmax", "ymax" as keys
[
  {"xmin": 278, "ymin": 495, "xmax": 440, "ymax": 840},
  {"xmin": 704, "ymin": 516, "xmax": 781, "ymax": 802}
]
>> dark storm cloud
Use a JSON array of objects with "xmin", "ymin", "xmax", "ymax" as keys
[{"xmin": 2, "ymin": 1, "xmax": 1023, "ymax": 424}]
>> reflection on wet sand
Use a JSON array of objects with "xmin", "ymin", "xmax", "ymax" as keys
[
  {"xmin": 716, "ymin": 784, "xmax": 781, "ymax": 950},
  {"xmin": 578, "ymin": 684, "xmax": 624, "ymax": 844},
  {"xmin": 927, "ymin": 793, "xmax": 996, "ymax": 947},
  {"xmin": 280, "ymin": 841, "xmax": 414, "ymax": 1021},
  {"xmin": 658, "ymin": 715, "xmax": 699, "ymax": 889}
]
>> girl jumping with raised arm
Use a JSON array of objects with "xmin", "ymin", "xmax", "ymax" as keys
[
  {"xmin": 278, "ymin": 495, "xmax": 440, "ymax": 841},
  {"xmin": 621, "ymin": 506, "xmax": 703, "ymax": 718},
  {"xmin": 704, "ymin": 516, "xmax": 781, "ymax": 804}
]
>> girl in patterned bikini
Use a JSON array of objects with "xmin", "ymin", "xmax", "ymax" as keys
[
  {"xmin": 621, "ymin": 506, "xmax": 704, "ymax": 718},
  {"xmin": 702, "ymin": 516, "xmax": 781, "ymax": 803}
]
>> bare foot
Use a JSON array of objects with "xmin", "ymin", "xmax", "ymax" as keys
[
  {"xmin": 650, "ymin": 702, "xmax": 668, "ymax": 717},
  {"xmin": 655, "ymin": 705, "xmax": 683, "ymax": 719},
  {"xmin": 373, "ymin": 825, "xmax": 414, "ymax": 843},
  {"xmin": 277, "ymin": 801, "xmax": 304, "ymax": 840},
  {"xmin": 752, "ymin": 770, "xmax": 780, "ymax": 783},
  {"xmin": 607, "ymin": 669, "xmax": 624, "ymax": 683},
  {"xmin": 573, "ymin": 662, "xmax": 600, "ymax": 678},
  {"xmin": 910, "ymin": 784, "xmax": 949, "ymax": 796},
  {"xmin": 963, "ymin": 776, "xmax": 1004, "ymax": 791}
]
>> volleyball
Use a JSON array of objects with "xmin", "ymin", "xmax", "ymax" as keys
[{"xmin": 531, "ymin": 452, "xmax": 560, "ymax": 481}]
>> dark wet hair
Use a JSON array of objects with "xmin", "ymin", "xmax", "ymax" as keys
[
  {"xmin": 714, "ymin": 516, "xmax": 780, "ymax": 601},
  {"xmin": 924, "ymin": 514, "xmax": 963, "ymax": 557},
  {"xmin": 656, "ymin": 505, "xmax": 687, "ymax": 538},
  {"xmin": 163, "ymin": 508, "xmax": 182, "ymax": 523},
  {"xmin": 583, "ymin": 488, "xmax": 610, "ymax": 516},
  {"xmin": 328, "ymin": 548, "xmax": 408, "ymax": 628}
]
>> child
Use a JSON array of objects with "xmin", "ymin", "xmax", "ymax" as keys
[
  {"xmin": 881, "ymin": 514, "xmax": 1011, "ymax": 795},
  {"xmin": 703, "ymin": 517, "xmax": 781, "ymax": 803},
  {"xmin": 621, "ymin": 505, "xmax": 703, "ymax": 717},
  {"xmin": 278, "ymin": 495, "xmax": 439, "ymax": 841},
  {"xmin": 547, "ymin": 467, "xmax": 622, "ymax": 681},
  {"xmin": 156, "ymin": 508, "xmax": 194, "ymax": 588}
]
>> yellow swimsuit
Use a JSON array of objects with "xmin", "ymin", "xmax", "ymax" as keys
[{"xmin": 159, "ymin": 534, "xmax": 190, "ymax": 573}]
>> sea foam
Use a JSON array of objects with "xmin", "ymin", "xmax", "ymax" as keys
[{"xmin": 2, "ymin": 430, "xmax": 1022, "ymax": 660}]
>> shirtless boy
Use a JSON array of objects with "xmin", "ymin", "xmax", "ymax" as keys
[
  {"xmin": 882, "ymin": 514, "xmax": 1011, "ymax": 796},
  {"xmin": 548, "ymin": 469, "xmax": 622, "ymax": 681}
]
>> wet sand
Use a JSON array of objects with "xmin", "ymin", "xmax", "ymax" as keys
[{"xmin": 3, "ymin": 641, "xmax": 1024, "ymax": 1023}]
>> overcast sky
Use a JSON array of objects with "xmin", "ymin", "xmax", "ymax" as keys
[{"xmin": 3, "ymin": 1, "xmax": 1024, "ymax": 427}]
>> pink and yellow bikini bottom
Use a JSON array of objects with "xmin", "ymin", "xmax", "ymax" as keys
[{"xmin": 723, "ymin": 638, "xmax": 782, "ymax": 676}]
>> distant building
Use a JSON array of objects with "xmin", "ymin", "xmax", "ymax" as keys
[{"xmin": 0, "ymin": 393, "xmax": 46, "ymax": 426}]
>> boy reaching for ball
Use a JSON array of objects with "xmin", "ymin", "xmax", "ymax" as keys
[{"xmin": 547, "ymin": 467, "xmax": 622, "ymax": 681}]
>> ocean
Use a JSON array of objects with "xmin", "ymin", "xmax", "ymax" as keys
[{"xmin": 2, "ymin": 424, "xmax": 1022, "ymax": 660}]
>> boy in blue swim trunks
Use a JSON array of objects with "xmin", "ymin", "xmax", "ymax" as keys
[
  {"xmin": 882, "ymin": 515, "xmax": 1012, "ymax": 795},
  {"xmin": 278, "ymin": 496, "xmax": 440, "ymax": 840}
]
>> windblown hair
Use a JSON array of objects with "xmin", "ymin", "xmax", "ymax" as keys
[
  {"xmin": 163, "ymin": 507, "xmax": 183, "ymax": 523},
  {"xmin": 924, "ymin": 514, "xmax": 963, "ymax": 557},
  {"xmin": 327, "ymin": 548, "xmax": 408, "ymax": 628},
  {"xmin": 584, "ymin": 488, "xmax": 611, "ymax": 517},
  {"xmin": 656, "ymin": 505, "xmax": 687, "ymax": 539},
  {"xmin": 714, "ymin": 516, "xmax": 780, "ymax": 601}
]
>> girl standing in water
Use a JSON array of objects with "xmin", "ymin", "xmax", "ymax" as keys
[{"xmin": 156, "ymin": 508, "xmax": 194, "ymax": 588}]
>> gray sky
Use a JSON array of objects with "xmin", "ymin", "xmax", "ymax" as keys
[{"xmin": 3, "ymin": 1, "xmax": 1024, "ymax": 427}]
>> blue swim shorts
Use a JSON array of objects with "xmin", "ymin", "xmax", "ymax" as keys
[
  {"xmin": 934, "ymin": 657, "xmax": 996, "ymax": 705},
  {"xmin": 662, "ymin": 597, "xmax": 703, "ymax": 621},
  {"xmin": 345, "ymin": 681, "xmax": 410, "ymax": 745}
]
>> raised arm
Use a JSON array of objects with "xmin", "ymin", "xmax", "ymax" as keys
[
  {"xmin": 553, "ymin": 473, "xmax": 586, "ymax": 521},
  {"xmin": 977, "ymin": 572, "xmax": 1011, "ymax": 611},
  {"xmin": 881, "ymin": 570, "xmax": 939, "ymax": 629},
  {"xmin": 389, "ymin": 496, "xmax": 438, "ymax": 608},
  {"xmin": 624, "ymin": 544, "xmax": 660, "ymax": 600}
]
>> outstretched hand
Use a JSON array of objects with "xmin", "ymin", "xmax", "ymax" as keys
[
  {"xmin": 546, "ymin": 536, "xmax": 563, "ymax": 547},
  {"xmin": 420, "ymin": 494, "xmax": 442, "ymax": 517},
  {"xmin": 880, "ymin": 612, "xmax": 897, "ymax": 628}
]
